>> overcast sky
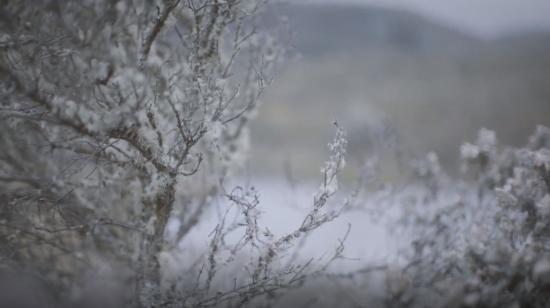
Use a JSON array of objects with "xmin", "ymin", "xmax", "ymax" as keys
[{"xmin": 304, "ymin": 0, "xmax": 550, "ymax": 38}]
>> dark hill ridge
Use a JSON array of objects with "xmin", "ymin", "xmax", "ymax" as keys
[{"xmin": 262, "ymin": 3, "xmax": 483, "ymax": 56}]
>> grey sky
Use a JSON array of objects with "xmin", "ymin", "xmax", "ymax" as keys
[{"xmin": 306, "ymin": 0, "xmax": 550, "ymax": 38}]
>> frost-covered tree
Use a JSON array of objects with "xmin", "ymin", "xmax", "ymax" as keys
[{"xmin": 0, "ymin": 1, "xmax": 352, "ymax": 307}]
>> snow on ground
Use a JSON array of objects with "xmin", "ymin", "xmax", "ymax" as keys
[{"xmin": 169, "ymin": 176, "xmax": 405, "ymax": 275}]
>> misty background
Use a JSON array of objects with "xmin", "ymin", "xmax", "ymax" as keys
[{"xmin": 247, "ymin": 0, "xmax": 550, "ymax": 180}]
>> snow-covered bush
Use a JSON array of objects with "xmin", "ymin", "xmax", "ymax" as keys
[{"xmin": 377, "ymin": 126, "xmax": 550, "ymax": 308}]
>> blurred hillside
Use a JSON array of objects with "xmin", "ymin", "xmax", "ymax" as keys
[{"xmin": 248, "ymin": 3, "xmax": 550, "ymax": 179}]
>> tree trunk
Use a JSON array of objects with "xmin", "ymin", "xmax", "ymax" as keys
[{"xmin": 136, "ymin": 176, "xmax": 176, "ymax": 307}]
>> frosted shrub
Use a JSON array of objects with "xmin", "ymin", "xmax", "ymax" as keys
[{"xmin": 381, "ymin": 126, "xmax": 550, "ymax": 308}]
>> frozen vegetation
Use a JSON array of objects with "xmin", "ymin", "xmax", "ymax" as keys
[{"xmin": 1, "ymin": 1, "xmax": 550, "ymax": 307}]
